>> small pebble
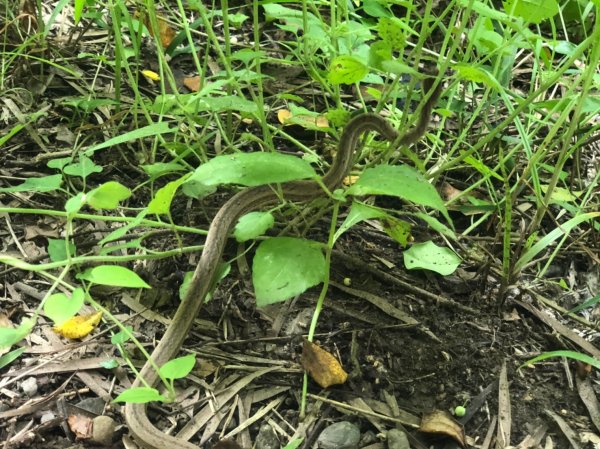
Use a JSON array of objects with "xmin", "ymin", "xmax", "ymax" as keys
[
  {"xmin": 40, "ymin": 411, "xmax": 56, "ymax": 424},
  {"xmin": 21, "ymin": 377, "xmax": 38, "ymax": 396},
  {"xmin": 91, "ymin": 415, "xmax": 116, "ymax": 446},
  {"xmin": 317, "ymin": 421, "xmax": 360, "ymax": 449},
  {"xmin": 386, "ymin": 428, "xmax": 409, "ymax": 449},
  {"xmin": 255, "ymin": 424, "xmax": 279, "ymax": 449}
]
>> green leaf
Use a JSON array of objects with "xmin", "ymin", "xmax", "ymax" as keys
[
  {"xmin": 381, "ymin": 217, "xmax": 412, "ymax": 247},
  {"xmin": 63, "ymin": 155, "xmax": 103, "ymax": 178},
  {"xmin": 522, "ymin": 350, "xmax": 600, "ymax": 370},
  {"xmin": 186, "ymin": 152, "xmax": 317, "ymax": 188},
  {"xmin": 327, "ymin": 56, "xmax": 369, "ymax": 85},
  {"xmin": 253, "ymin": 237, "xmax": 325, "ymax": 306},
  {"xmin": 454, "ymin": 64, "xmax": 502, "ymax": 90},
  {"xmin": 159, "ymin": 354, "xmax": 196, "ymax": 380},
  {"xmin": 100, "ymin": 209, "xmax": 148, "ymax": 245},
  {"xmin": 514, "ymin": 212, "xmax": 600, "ymax": 272},
  {"xmin": 568, "ymin": 294, "xmax": 600, "ymax": 314},
  {"xmin": 100, "ymin": 359, "xmax": 120, "ymax": 369},
  {"xmin": 200, "ymin": 95, "xmax": 259, "ymax": 113},
  {"xmin": 0, "ymin": 174, "xmax": 62, "ymax": 193},
  {"xmin": 84, "ymin": 122, "xmax": 174, "ymax": 156},
  {"xmin": 503, "ymin": 0, "xmax": 559, "ymax": 24},
  {"xmin": 77, "ymin": 265, "xmax": 151, "ymax": 288},
  {"xmin": 148, "ymin": 174, "xmax": 191, "ymax": 215},
  {"xmin": 282, "ymin": 439, "xmax": 304, "ymax": 449},
  {"xmin": 234, "ymin": 212, "xmax": 275, "ymax": 242},
  {"xmin": 87, "ymin": 181, "xmax": 132, "ymax": 210},
  {"xmin": 65, "ymin": 192, "xmax": 86, "ymax": 216},
  {"xmin": 47, "ymin": 238, "xmax": 76, "ymax": 262},
  {"xmin": 111, "ymin": 326, "xmax": 133, "ymax": 345},
  {"xmin": 0, "ymin": 347, "xmax": 26, "ymax": 370},
  {"xmin": 346, "ymin": 165, "xmax": 450, "ymax": 224},
  {"xmin": 334, "ymin": 202, "xmax": 388, "ymax": 243},
  {"xmin": 44, "ymin": 289, "xmax": 85, "ymax": 325},
  {"xmin": 141, "ymin": 162, "xmax": 186, "ymax": 178},
  {"xmin": 377, "ymin": 17, "xmax": 407, "ymax": 50},
  {"xmin": 403, "ymin": 241, "xmax": 461, "ymax": 275},
  {"xmin": 0, "ymin": 318, "xmax": 36, "ymax": 350},
  {"xmin": 47, "ymin": 157, "xmax": 74, "ymax": 170},
  {"xmin": 113, "ymin": 387, "xmax": 167, "ymax": 404}
]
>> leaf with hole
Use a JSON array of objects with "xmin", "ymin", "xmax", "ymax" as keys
[
  {"xmin": 403, "ymin": 241, "xmax": 461, "ymax": 275},
  {"xmin": 328, "ymin": 56, "xmax": 369, "ymax": 85}
]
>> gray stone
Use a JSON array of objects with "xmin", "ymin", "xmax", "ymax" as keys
[
  {"xmin": 91, "ymin": 415, "xmax": 116, "ymax": 446},
  {"xmin": 317, "ymin": 421, "xmax": 360, "ymax": 449},
  {"xmin": 21, "ymin": 377, "xmax": 38, "ymax": 396},
  {"xmin": 386, "ymin": 428, "xmax": 409, "ymax": 449},
  {"xmin": 255, "ymin": 424, "xmax": 279, "ymax": 449}
]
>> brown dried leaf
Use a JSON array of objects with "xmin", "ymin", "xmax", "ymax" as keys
[
  {"xmin": 67, "ymin": 414, "xmax": 93, "ymax": 439},
  {"xmin": 53, "ymin": 312, "xmax": 102, "ymax": 340},
  {"xmin": 420, "ymin": 409, "xmax": 466, "ymax": 448},
  {"xmin": 143, "ymin": 13, "xmax": 176, "ymax": 48},
  {"xmin": 301, "ymin": 339, "xmax": 347, "ymax": 388},
  {"xmin": 183, "ymin": 75, "xmax": 202, "ymax": 92}
]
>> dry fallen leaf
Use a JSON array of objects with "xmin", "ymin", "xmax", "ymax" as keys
[
  {"xmin": 183, "ymin": 75, "xmax": 202, "ymax": 92},
  {"xmin": 420, "ymin": 409, "xmax": 466, "ymax": 448},
  {"xmin": 54, "ymin": 311, "xmax": 102, "ymax": 339},
  {"xmin": 277, "ymin": 109, "xmax": 329, "ymax": 129},
  {"xmin": 301, "ymin": 339, "xmax": 348, "ymax": 388},
  {"xmin": 141, "ymin": 70, "xmax": 160, "ymax": 82},
  {"xmin": 143, "ymin": 13, "xmax": 176, "ymax": 48},
  {"xmin": 67, "ymin": 414, "xmax": 93, "ymax": 439}
]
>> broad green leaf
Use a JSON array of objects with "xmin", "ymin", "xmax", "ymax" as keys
[
  {"xmin": 48, "ymin": 238, "xmax": 76, "ymax": 262},
  {"xmin": 111, "ymin": 326, "xmax": 133, "ymax": 345},
  {"xmin": 141, "ymin": 162, "xmax": 185, "ymax": 178},
  {"xmin": 334, "ymin": 202, "xmax": 388, "ymax": 243},
  {"xmin": 522, "ymin": 350, "xmax": 600, "ymax": 370},
  {"xmin": 0, "ymin": 347, "xmax": 26, "ymax": 370},
  {"xmin": 200, "ymin": 96, "xmax": 259, "ymax": 113},
  {"xmin": 403, "ymin": 241, "xmax": 461, "ymax": 275},
  {"xmin": 514, "ymin": 212, "xmax": 600, "ymax": 272},
  {"xmin": 454, "ymin": 64, "xmax": 502, "ymax": 90},
  {"xmin": 62, "ymin": 97, "xmax": 118, "ymax": 112},
  {"xmin": 159, "ymin": 354, "xmax": 196, "ymax": 380},
  {"xmin": 77, "ymin": 265, "xmax": 151, "ymax": 288},
  {"xmin": 186, "ymin": 152, "xmax": 317, "ymax": 188},
  {"xmin": 113, "ymin": 387, "xmax": 167, "ymax": 404},
  {"xmin": 44, "ymin": 289, "xmax": 85, "ymax": 325},
  {"xmin": 87, "ymin": 181, "xmax": 132, "ymax": 210},
  {"xmin": 148, "ymin": 174, "xmax": 191, "ymax": 215},
  {"xmin": 380, "ymin": 59, "xmax": 419, "ymax": 76},
  {"xmin": 368, "ymin": 41, "xmax": 393, "ymax": 71},
  {"xmin": 0, "ymin": 317, "xmax": 36, "ymax": 350},
  {"xmin": 63, "ymin": 155, "xmax": 103, "ymax": 178},
  {"xmin": 100, "ymin": 359, "xmax": 120, "ymax": 369},
  {"xmin": 253, "ymin": 237, "xmax": 326, "ymax": 306},
  {"xmin": 540, "ymin": 185, "xmax": 582, "ymax": 204},
  {"xmin": 503, "ymin": 0, "xmax": 559, "ymax": 24},
  {"xmin": 413, "ymin": 212, "xmax": 457, "ymax": 240},
  {"xmin": 346, "ymin": 165, "xmax": 450, "ymax": 223},
  {"xmin": 47, "ymin": 157, "xmax": 73, "ymax": 170},
  {"xmin": 327, "ymin": 56, "xmax": 369, "ymax": 85},
  {"xmin": 457, "ymin": 0, "xmax": 512, "ymax": 22},
  {"xmin": 234, "ymin": 212, "xmax": 275, "ymax": 242},
  {"xmin": 65, "ymin": 192, "xmax": 85, "ymax": 216},
  {"xmin": 381, "ymin": 217, "xmax": 412, "ymax": 247},
  {"xmin": 377, "ymin": 17, "xmax": 406, "ymax": 50},
  {"xmin": 0, "ymin": 174, "xmax": 62, "ymax": 193}
]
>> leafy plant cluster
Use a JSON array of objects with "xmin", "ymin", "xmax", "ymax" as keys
[{"xmin": 1, "ymin": 0, "xmax": 599, "ymax": 410}]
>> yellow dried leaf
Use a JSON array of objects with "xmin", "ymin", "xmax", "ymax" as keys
[
  {"xmin": 301, "ymin": 339, "xmax": 347, "ymax": 388},
  {"xmin": 277, "ymin": 109, "xmax": 292, "ymax": 124},
  {"xmin": 141, "ymin": 70, "xmax": 160, "ymax": 81},
  {"xmin": 54, "ymin": 311, "xmax": 102, "ymax": 339},
  {"xmin": 277, "ymin": 110, "xmax": 329, "ymax": 129}
]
